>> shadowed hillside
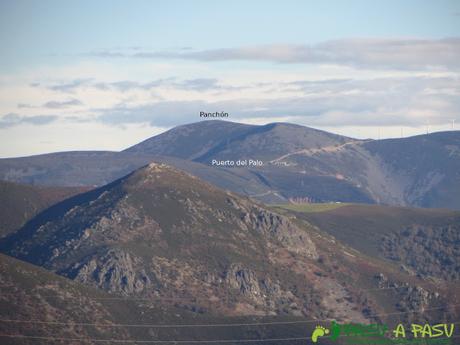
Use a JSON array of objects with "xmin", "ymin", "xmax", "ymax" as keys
[{"xmin": 0, "ymin": 180, "xmax": 89, "ymax": 238}]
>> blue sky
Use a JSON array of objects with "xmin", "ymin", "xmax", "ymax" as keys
[
  {"xmin": 2, "ymin": 0, "xmax": 459, "ymax": 70},
  {"xmin": 1, "ymin": 0, "xmax": 459, "ymax": 157}
]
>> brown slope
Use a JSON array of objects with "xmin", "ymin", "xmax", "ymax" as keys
[{"xmin": 1, "ymin": 253, "xmax": 336, "ymax": 345}]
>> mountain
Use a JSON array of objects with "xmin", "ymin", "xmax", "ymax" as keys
[
  {"xmin": 0, "ymin": 120, "xmax": 459, "ymax": 209},
  {"xmin": 0, "ymin": 162, "xmax": 321, "ymax": 317},
  {"xmin": 363, "ymin": 132, "xmax": 460, "ymax": 208},
  {"xmin": 0, "ymin": 180, "xmax": 89, "ymax": 238},
  {"xmin": 1, "ymin": 163, "xmax": 457, "ymax": 326},
  {"xmin": 126, "ymin": 120, "xmax": 352, "ymax": 161}
]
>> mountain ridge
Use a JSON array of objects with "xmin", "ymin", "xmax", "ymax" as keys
[{"xmin": 0, "ymin": 120, "xmax": 459, "ymax": 209}]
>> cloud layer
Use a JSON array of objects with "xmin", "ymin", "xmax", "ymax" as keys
[
  {"xmin": 94, "ymin": 76, "xmax": 459, "ymax": 127},
  {"xmin": 90, "ymin": 38, "xmax": 460, "ymax": 70},
  {"xmin": 0, "ymin": 113, "xmax": 57, "ymax": 128},
  {"xmin": 6, "ymin": 75, "xmax": 454, "ymax": 129}
]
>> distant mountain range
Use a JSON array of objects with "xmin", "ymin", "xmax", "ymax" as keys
[{"xmin": 0, "ymin": 120, "xmax": 459, "ymax": 209}]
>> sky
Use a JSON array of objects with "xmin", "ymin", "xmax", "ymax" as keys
[{"xmin": 0, "ymin": 0, "xmax": 459, "ymax": 157}]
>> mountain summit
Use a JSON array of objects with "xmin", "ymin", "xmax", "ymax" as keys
[
  {"xmin": 125, "ymin": 120, "xmax": 352, "ymax": 162},
  {"xmin": 1, "ymin": 162, "xmax": 321, "ymax": 315}
]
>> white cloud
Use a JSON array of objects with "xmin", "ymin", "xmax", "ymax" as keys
[
  {"xmin": 89, "ymin": 38, "xmax": 460, "ymax": 71},
  {"xmin": 2, "ymin": 75, "xmax": 459, "ymax": 129}
]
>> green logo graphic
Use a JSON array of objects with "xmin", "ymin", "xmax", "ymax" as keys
[
  {"xmin": 310, "ymin": 321, "xmax": 454, "ymax": 344},
  {"xmin": 311, "ymin": 325, "xmax": 330, "ymax": 343}
]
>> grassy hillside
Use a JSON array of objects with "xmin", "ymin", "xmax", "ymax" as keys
[
  {"xmin": 276, "ymin": 203, "xmax": 460, "ymax": 281},
  {"xmin": 274, "ymin": 202, "xmax": 349, "ymax": 213}
]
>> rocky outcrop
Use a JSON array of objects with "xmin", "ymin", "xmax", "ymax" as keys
[
  {"xmin": 226, "ymin": 264, "xmax": 281, "ymax": 295},
  {"xmin": 225, "ymin": 196, "xmax": 317, "ymax": 257},
  {"xmin": 63, "ymin": 248, "xmax": 152, "ymax": 294}
]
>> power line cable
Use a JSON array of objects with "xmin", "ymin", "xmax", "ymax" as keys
[
  {"xmin": 1, "ymin": 331, "xmax": 459, "ymax": 344},
  {"xmin": 0, "ymin": 334, "xmax": 311, "ymax": 343},
  {"xmin": 0, "ymin": 303, "xmax": 458, "ymax": 328}
]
